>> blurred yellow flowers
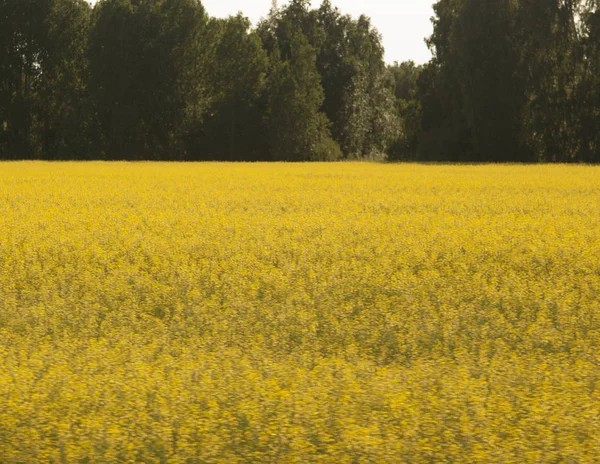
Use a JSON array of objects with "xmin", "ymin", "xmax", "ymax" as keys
[{"xmin": 1, "ymin": 162, "xmax": 599, "ymax": 462}]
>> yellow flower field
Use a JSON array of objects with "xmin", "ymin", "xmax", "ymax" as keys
[{"xmin": 1, "ymin": 162, "xmax": 600, "ymax": 462}]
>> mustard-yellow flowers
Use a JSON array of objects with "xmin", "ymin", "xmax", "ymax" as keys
[{"xmin": 1, "ymin": 162, "xmax": 600, "ymax": 462}]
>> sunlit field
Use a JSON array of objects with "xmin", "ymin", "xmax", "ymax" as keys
[{"xmin": 1, "ymin": 162, "xmax": 600, "ymax": 462}]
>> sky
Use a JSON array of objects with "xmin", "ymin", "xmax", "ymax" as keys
[
  {"xmin": 202, "ymin": 0, "xmax": 435, "ymax": 64},
  {"xmin": 88, "ymin": 0, "xmax": 435, "ymax": 65}
]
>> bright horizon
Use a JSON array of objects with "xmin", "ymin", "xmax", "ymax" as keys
[{"xmin": 87, "ymin": 0, "xmax": 434, "ymax": 65}]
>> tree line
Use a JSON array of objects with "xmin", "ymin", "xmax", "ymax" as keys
[
  {"xmin": 394, "ymin": 0, "xmax": 600, "ymax": 163},
  {"xmin": 1, "ymin": 0, "xmax": 599, "ymax": 162}
]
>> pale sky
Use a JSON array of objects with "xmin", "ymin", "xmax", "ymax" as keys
[{"xmin": 88, "ymin": 0, "xmax": 435, "ymax": 64}]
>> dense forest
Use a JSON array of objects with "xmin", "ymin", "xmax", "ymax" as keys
[{"xmin": 1, "ymin": 0, "xmax": 599, "ymax": 162}]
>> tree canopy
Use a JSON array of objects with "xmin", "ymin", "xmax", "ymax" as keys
[
  {"xmin": 0, "ymin": 0, "xmax": 598, "ymax": 162},
  {"xmin": 411, "ymin": 0, "xmax": 600, "ymax": 163}
]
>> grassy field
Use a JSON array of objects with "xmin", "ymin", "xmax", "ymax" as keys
[{"xmin": 1, "ymin": 162, "xmax": 600, "ymax": 462}]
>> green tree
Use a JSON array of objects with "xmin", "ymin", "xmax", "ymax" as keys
[
  {"xmin": 0, "ymin": 0, "xmax": 46, "ymax": 158},
  {"xmin": 421, "ymin": 0, "xmax": 599, "ymax": 163},
  {"xmin": 388, "ymin": 61, "xmax": 422, "ymax": 160},
  {"xmin": 316, "ymin": 3, "xmax": 397, "ymax": 158},
  {"xmin": 421, "ymin": 0, "xmax": 530, "ymax": 162},
  {"xmin": 576, "ymin": 1, "xmax": 600, "ymax": 162},
  {"xmin": 412, "ymin": 0, "xmax": 472, "ymax": 161},
  {"xmin": 264, "ymin": 33, "xmax": 340, "ymax": 161},
  {"xmin": 198, "ymin": 15, "xmax": 268, "ymax": 161},
  {"xmin": 0, "ymin": 0, "xmax": 91, "ymax": 159},
  {"xmin": 515, "ymin": 0, "xmax": 584, "ymax": 162},
  {"xmin": 36, "ymin": 0, "xmax": 91, "ymax": 159},
  {"xmin": 390, "ymin": 61, "xmax": 421, "ymax": 101},
  {"xmin": 454, "ymin": 0, "xmax": 530, "ymax": 162},
  {"xmin": 87, "ymin": 0, "xmax": 208, "ymax": 159},
  {"xmin": 259, "ymin": 0, "xmax": 397, "ymax": 159}
]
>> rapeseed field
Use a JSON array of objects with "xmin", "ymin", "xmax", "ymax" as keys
[{"xmin": 1, "ymin": 162, "xmax": 600, "ymax": 463}]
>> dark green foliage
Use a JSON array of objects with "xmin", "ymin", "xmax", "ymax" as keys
[
  {"xmin": 388, "ymin": 61, "xmax": 422, "ymax": 160},
  {"xmin": 192, "ymin": 15, "xmax": 268, "ymax": 160},
  {"xmin": 416, "ymin": 0, "xmax": 600, "ymax": 163},
  {"xmin": 390, "ymin": 61, "xmax": 421, "ymax": 102},
  {"xmin": 1, "ymin": 0, "xmax": 599, "ymax": 162},
  {"xmin": 37, "ymin": 0, "xmax": 92, "ymax": 159},
  {"xmin": 0, "ymin": 0, "xmax": 91, "ymax": 159},
  {"xmin": 576, "ymin": 2, "xmax": 600, "ymax": 162},
  {"xmin": 0, "ymin": 0, "xmax": 42, "ymax": 158},
  {"xmin": 87, "ymin": 0, "xmax": 208, "ymax": 160},
  {"xmin": 314, "ymin": 2, "xmax": 398, "ymax": 158},
  {"xmin": 455, "ymin": 0, "xmax": 529, "ymax": 162},
  {"xmin": 264, "ymin": 34, "xmax": 339, "ymax": 161},
  {"xmin": 259, "ymin": 0, "xmax": 398, "ymax": 159}
]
